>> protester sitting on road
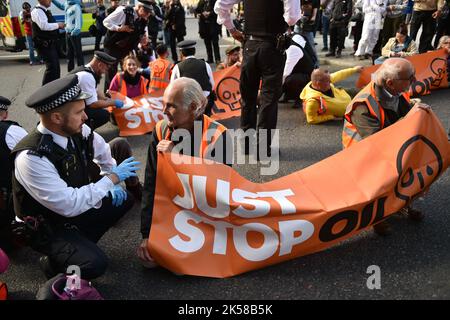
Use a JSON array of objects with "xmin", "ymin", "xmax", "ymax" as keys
[
  {"xmin": 216, "ymin": 45, "xmax": 241, "ymax": 71},
  {"xmin": 147, "ymin": 44, "xmax": 174, "ymax": 93},
  {"xmin": 374, "ymin": 24, "xmax": 418, "ymax": 65},
  {"xmin": 342, "ymin": 58, "xmax": 431, "ymax": 235},
  {"xmin": 300, "ymin": 66, "xmax": 364, "ymax": 124},
  {"xmin": 109, "ymin": 54, "xmax": 149, "ymax": 98},
  {"xmin": 12, "ymin": 75, "xmax": 140, "ymax": 280},
  {"xmin": 437, "ymin": 35, "xmax": 450, "ymax": 83},
  {"xmin": 137, "ymin": 77, "xmax": 232, "ymax": 269}
]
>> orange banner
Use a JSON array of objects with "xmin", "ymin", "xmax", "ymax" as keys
[
  {"xmin": 109, "ymin": 90, "xmax": 167, "ymax": 136},
  {"xmin": 356, "ymin": 49, "xmax": 448, "ymax": 96},
  {"xmin": 149, "ymin": 108, "xmax": 450, "ymax": 278},
  {"xmin": 210, "ymin": 65, "xmax": 242, "ymax": 121}
]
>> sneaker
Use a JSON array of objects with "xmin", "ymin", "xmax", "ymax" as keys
[
  {"xmin": 400, "ymin": 206, "xmax": 424, "ymax": 222},
  {"xmin": 373, "ymin": 220, "xmax": 391, "ymax": 236},
  {"xmin": 38, "ymin": 256, "xmax": 58, "ymax": 280}
]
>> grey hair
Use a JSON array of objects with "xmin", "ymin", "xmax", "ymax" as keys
[
  {"xmin": 438, "ymin": 35, "xmax": 450, "ymax": 49},
  {"xmin": 174, "ymin": 77, "xmax": 207, "ymax": 118},
  {"xmin": 376, "ymin": 58, "xmax": 414, "ymax": 85}
]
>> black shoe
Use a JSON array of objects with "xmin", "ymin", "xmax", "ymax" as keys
[
  {"xmin": 364, "ymin": 54, "xmax": 371, "ymax": 60},
  {"xmin": 325, "ymin": 51, "xmax": 335, "ymax": 57},
  {"xmin": 336, "ymin": 50, "xmax": 342, "ymax": 58},
  {"xmin": 39, "ymin": 256, "xmax": 58, "ymax": 280},
  {"xmin": 321, "ymin": 47, "xmax": 329, "ymax": 52}
]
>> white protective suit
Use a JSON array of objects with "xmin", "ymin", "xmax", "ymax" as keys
[{"xmin": 354, "ymin": 0, "xmax": 387, "ymax": 56}]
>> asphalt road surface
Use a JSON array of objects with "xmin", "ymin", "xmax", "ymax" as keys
[{"xmin": 1, "ymin": 19, "xmax": 449, "ymax": 300}]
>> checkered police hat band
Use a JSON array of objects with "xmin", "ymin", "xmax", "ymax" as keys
[
  {"xmin": 36, "ymin": 84, "xmax": 81, "ymax": 113},
  {"xmin": 0, "ymin": 103, "xmax": 7, "ymax": 111}
]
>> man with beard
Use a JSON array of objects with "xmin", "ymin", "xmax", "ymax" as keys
[
  {"xmin": 70, "ymin": 51, "xmax": 124, "ymax": 130},
  {"xmin": 11, "ymin": 75, "xmax": 140, "ymax": 280}
]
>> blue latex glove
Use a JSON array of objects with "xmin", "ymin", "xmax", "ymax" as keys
[
  {"xmin": 109, "ymin": 185, "xmax": 127, "ymax": 207},
  {"xmin": 111, "ymin": 157, "xmax": 140, "ymax": 182},
  {"xmin": 114, "ymin": 99, "xmax": 124, "ymax": 108}
]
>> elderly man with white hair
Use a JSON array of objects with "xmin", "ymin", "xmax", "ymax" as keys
[
  {"xmin": 137, "ymin": 77, "xmax": 232, "ymax": 267},
  {"xmin": 342, "ymin": 57, "xmax": 431, "ymax": 236}
]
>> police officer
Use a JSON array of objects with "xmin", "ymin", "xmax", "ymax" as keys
[
  {"xmin": 0, "ymin": 97, "xmax": 28, "ymax": 250},
  {"xmin": 31, "ymin": 0, "xmax": 66, "ymax": 85},
  {"xmin": 170, "ymin": 40, "xmax": 215, "ymax": 115},
  {"xmin": 215, "ymin": 0, "xmax": 301, "ymax": 156},
  {"xmin": 70, "ymin": 51, "xmax": 124, "ymax": 129},
  {"xmin": 103, "ymin": 0, "xmax": 153, "ymax": 93},
  {"xmin": 11, "ymin": 75, "xmax": 140, "ymax": 280}
]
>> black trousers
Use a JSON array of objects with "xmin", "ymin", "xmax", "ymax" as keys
[
  {"xmin": 37, "ymin": 42, "xmax": 60, "ymax": 85},
  {"xmin": 434, "ymin": 14, "xmax": 450, "ymax": 48},
  {"xmin": 329, "ymin": 24, "xmax": 348, "ymax": 52},
  {"xmin": 240, "ymin": 39, "xmax": 286, "ymax": 149},
  {"xmin": 283, "ymin": 73, "xmax": 311, "ymax": 101},
  {"xmin": 352, "ymin": 21, "xmax": 364, "ymax": 52},
  {"xmin": 84, "ymin": 106, "xmax": 110, "ymax": 130},
  {"xmin": 203, "ymin": 33, "xmax": 221, "ymax": 63},
  {"xmin": 31, "ymin": 194, "xmax": 134, "ymax": 280},
  {"xmin": 95, "ymin": 34, "xmax": 103, "ymax": 51},
  {"xmin": 169, "ymin": 30, "xmax": 183, "ymax": 62},
  {"xmin": 410, "ymin": 10, "xmax": 436, "ymax": 53},
  {"xmin": 381, "ymin": 15, "xmax": 405, "ymax": 49},
  {"xmin": 66, "ymin": 34, "xmax": 84, "ymax": 72}
]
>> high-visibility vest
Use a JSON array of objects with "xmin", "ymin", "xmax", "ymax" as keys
[
  {"xmin": 116, "ymin": 72, "xmax": 149, "ymax": 98},
  {"xmin": 342, "ymin": 82, "xmax": 410, "ymax": 149},
  {"xmin": 155, "ymin": 114, "xmax": 227, "ymax": 158},
  {"xmin": 149, "ymin": 58, "xmax": 173, "ymax": 93}
]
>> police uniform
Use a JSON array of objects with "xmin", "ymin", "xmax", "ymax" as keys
[
  {"xmin": 11, "ymin": 76, "xmax": 135, "ymax": 280},
  {"xmin": 31, "ymin": 0, "xmax": 65, "ymax": 85},
  {"xmin": 170, "ymin": 40, "xmax": 215, "ymax": 115},
  {"xmin": 0, "ymin": 97, "xmax": 27, "ymax": 249},
  {"xmin": 215, "ymin": 0, "xmax": 301, "ymax": 153},
  {"xmin": 102, "ymin": 1, "xmax": 151, "ymax": 92},
  {"xmin": 70, "ymin": 51, "xmax": 117, "ymax": 129}
]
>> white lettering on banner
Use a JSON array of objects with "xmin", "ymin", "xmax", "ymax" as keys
[
  {"xmin": 167, "ymin": 174, "xmax": 313, "ymax": 262},
  {"xmin": 124, "ymin": 107, "xmax": 166, "ymax": 129},
  {"xmin": 168, "ymin": 210, "xmax": 315, "ymax": 261}
]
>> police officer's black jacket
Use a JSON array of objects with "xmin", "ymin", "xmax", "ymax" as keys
[
  {"xmin": 243, "ymin": 0, "xmax": 286, "ymax": 36},
  {"xmin": 11, "ymin": 129, "xmax": 97, "ymax": 224},
  {"xmin": 177, "ymin": 59, "xmax": 212, "ymax": 92},
  {"xmin": 103, "ymin": 6, "xmax": 147, "ymax": 58},
  {"xmin": 0, "ymin": 121, "xmax": 19, "ymax": 192},
  {"xmin": 32, "ymin": 6, "xmax": 59, "ymax": 45}
]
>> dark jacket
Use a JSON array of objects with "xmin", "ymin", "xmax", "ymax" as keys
[
  {"xmin": 196, "ymin": 0, "xmax": 221, "ymax": 38},
  {"xmin": 165, "ymin": 2, "xmax": 186, "ymax": 38},
  {"xmin": 331, "ymin": 0, "xmax": 353, "ymax": 26},
  {"xmin": 147, "ymin": 2, "xmax": 163, "ymax": 36}
]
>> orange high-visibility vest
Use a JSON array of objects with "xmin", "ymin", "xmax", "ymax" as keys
[
  {"xmin": 342, "ymin": 82, "xmax": 410, "ymax": 149},
  {"xmin": 155, "ymin": 114, "xmax": 227, "ymax": 158},
  {"xmin": 116, "ymin": 72, "xmax": 149, "ymax": 98},
  {"xmin": 149, "ymin": 58, "xmax": 173, "ymax": 93}
]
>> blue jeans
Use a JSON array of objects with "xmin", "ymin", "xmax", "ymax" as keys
[
  {"xmin": 26, "ymin": 34, "xmax": 38, "ymax": 63},
  {"xmin": 301, "ymin": 31, "xmax": 319, "ymax": 68},
  {"xmin": 322, "ymin": 15, "xmax": 330, "ymax": 49}
]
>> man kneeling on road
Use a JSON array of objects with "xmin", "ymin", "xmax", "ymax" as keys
[
  {"xmin": 12, "ymin": 75, "xmax": 140, "ymax": 280},
  {"xmin": 300, "ymin": 66, "xmax": 363, "ymax": 124},
  {"xmin": 342, "ymin": 58, "xmax": 431, "ymax": 236},
  {"xmin": 137, "ymin": 77, "xmax": 232, "ymax": 269}
]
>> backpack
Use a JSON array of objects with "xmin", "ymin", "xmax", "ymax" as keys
[{"xmin": 51, "ymin": 274, "xmax": 104, "ymax": 300}]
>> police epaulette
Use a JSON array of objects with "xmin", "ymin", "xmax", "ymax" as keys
[
  {"xmin": 36, "ymin": 134, "xmax": 54, "ymax": 155},
  {"xmin": 27, "ymin": 149, "xmax": 43, "ymax": 157}
]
